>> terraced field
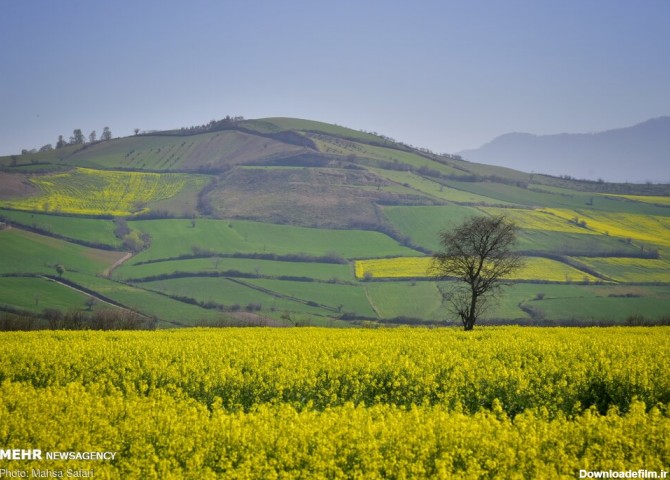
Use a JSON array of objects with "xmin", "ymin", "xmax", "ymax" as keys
[
  {"xmin": 355, "ymin": 256, "xmax": 600, "ymax": 283},
  {"xmin": 545, "ymin": 209, "xmax": 670, "ymax": 247},
  {"xmin": 0, "ymin": 117, "xmax": 668, "ymax": 326},
  {"xmin": 1, "ymin": 168, "xmax": 207, "ymax": 216},
  {"xmin": 0, "ymin": 228, "xmax": 124, "ymax": 276}
]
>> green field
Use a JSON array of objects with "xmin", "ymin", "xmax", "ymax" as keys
[
  {"xmin": 116, "ymin": 256, "xmax": 353, "ymax": 282},
  {"xmin": 129, "ymin": 218, "xmax": 420, "ymax": 264},
  {"xmin": 371, "ymin": 168, "xmax": 507, "ymax": 204},
  {"xmin": 383, "ymin": 205, "xmax": 486, "ymax": 251},
  {"xmin": 0, "ymin": 228, "xmax": 124, "ymax": 276},
  {"xmin": 139, "ymin": 276, "xmax": 327, "ymax": 317},
  {"xmin": 243, "ymin": 117, "xmax": 396, "ymax": 145},
  {"xmin": 0, "ymin": 276, "xmax": 103, "ymax": 313},
  {"xmin": 1, "ymin": 117, "xmax": 669, "ymax": 326},
  {"xmin": 65, "ymin": 271, "xmax": 222, "ymax": 326},
  {"xmin": 0, "ymin": 209, "xmax": 120, "ymax": 247}
]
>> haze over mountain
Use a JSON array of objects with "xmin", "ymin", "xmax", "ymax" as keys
[{"xmin": 458, "ymin": 117, "xmax": 670, "ymax": 184}]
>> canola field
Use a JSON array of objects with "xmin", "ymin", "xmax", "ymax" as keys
[
  {"xmin": 0, "ymin": 327, "xmax": 668, "ymax": 479},
  {"xmin": 604, "ymin": 194, "xmax": 670, "ymax": 206},
  {"xmin": 544, "ymin": 209, "xmax": 670, "ymax": 247},
  {"xmin": 0, "ymin": 168, "xmax": 204, "ymax": 216},
  {"xmin": 355, "ymin": 256, "xmax": 600, "ymax": 282}
]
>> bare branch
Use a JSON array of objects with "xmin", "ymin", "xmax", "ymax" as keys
[{"xmin": 431, "ymin": 215, "xmax": 523, "ymax": 330}]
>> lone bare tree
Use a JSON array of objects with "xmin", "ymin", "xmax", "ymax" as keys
[{"xmin": 431, "ymin": 215, "xmax": 522, "ymax": 330}]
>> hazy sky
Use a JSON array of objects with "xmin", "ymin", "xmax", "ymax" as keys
[{"xmin": 2, "ymin": 0, "xmax": 669, "ymax": 157}]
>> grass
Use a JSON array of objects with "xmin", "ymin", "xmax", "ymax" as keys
[
  {"xmin": 0, "ymin": 276, "xmax": 101, "ymax": 313},
  {"xmin": 19, "ymin": 131, "xmax": 304, "ymax": 172},
  {"xmin": 243, "ymin": 117, "xmax": 394, "ymax": 145},
  {"xmin": 138, "ymin": 276, "xmax": 376, "ymax": 319},
  {"xmin": 0, "ymin": 209, "xmax": 120, "ymax": 247},
  {"xmin": 382, "ymin": 205, "xmax": 657, "ymax": 256},
  {"xmin": 247, "ymin": 279, "xmax": 376, "ymax": 317},
  {"xmin": 502, "ymin": 283, "xmax": 670, "ymax": 323},
  {"xmin": 129, "ymin": 219, "xmax": 420, "ymax": 264},
  {"xmin": 514, "ymin": 229, "xmax": 642, "ymax": 255},
  {"xmin": 361, "ymin": 282, "xmax": 670, "ymax": 323},
  {"xmin": 383, "ymin": 205, "xmax": 482, "ymax": 251},
  {"xmin": 66, "ymin": 272, "xmax": 222, "ymax": 326},
  {"xmin": 0, "ymin": 228, "xmax": 124, "ymax": 276},
  {"xmin": 364, "ymin": 282, "xmax": 444, "ymax": 321},
  {"xmin": 443, "ymin": 180, "xmax": 670, "ymax": 214},
  {"xmin": 307, "ymin": 135, "xmax": 464, "ymax": 176},
  {"xmin": 138, "ymin": 276, "xmax": 327, "ymax": 317},
  {"xmin": 115, "ymin": 256, "xmax": 353, "ymax": 282},
  {"xmin": 370, "ymin": 169, "xmax": 506, "ymax": 204},
  {"xmin": 530, "ymin": 295, "xmax": 670, "ymax": 322}
]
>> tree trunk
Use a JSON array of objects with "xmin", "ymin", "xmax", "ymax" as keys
[{"xmin": 464, "ymin": 291, "xmax": 478, "ymax": 331}]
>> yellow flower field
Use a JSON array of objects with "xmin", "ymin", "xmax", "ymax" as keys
[
  {"xmin": 0, "ymin": 327, "xmax": 668, "ymax": 478},
  {"xmin": 574, "ymin": 256, "xmax": 670, "ymax": 283},
  {"xmin": 1, "ymin": 167, "xmax": 201, "ymax": 216},
  {"xmin": 355, "ymin": 256, "xmax": 600, "ymax": 282},
  {"xmin": 478, "ymin": 207, "xmax": 593, "ymax": 234},
  {"xmin": 603, "ymin": 194, "xmax": 670, "ymax": 206},
  {"xmin": 545, "ymin": 209, "xmax": 670, "ymax": 247}
]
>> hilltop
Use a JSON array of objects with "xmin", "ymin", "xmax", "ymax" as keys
[
  {"xmin": 459, "ymin": 117, "xmax": 670, "ymax": 183},
  {"xmin": 0, "ymin": 116, "xmax": 669, "ymax": 328}
]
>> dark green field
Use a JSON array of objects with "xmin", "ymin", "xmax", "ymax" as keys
[{"xmin": 1, "ymin": 116, "xmax": 669, "ymax": 327}]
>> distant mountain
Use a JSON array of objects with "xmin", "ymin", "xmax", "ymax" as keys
[{"xmin": 458, "ymin": 117, "xmax": 670, "ymax": 183}]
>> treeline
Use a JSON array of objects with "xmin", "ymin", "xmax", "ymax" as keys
[
  {"xmin": 17, "ymin": 127, "xmax": 113, "ymax": 157},
  {"xmin": 0, "ymin": 307, "xmax": 156, "ymax": 331},
  {"xmin": 142, "ymin": 115, "xmax": 245, "ymax": 137},
  {"xmin": 155, "ymin": 293, "xmax": 263, "ymax": 314},
  {"xmin": 129, "ymin": 269, "xmax": 350, "ymax": 286},
  {"xmin": 134, "ymin": 249, "xmax": 349, "ymax": 266}
]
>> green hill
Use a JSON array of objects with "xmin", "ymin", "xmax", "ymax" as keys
[{"xmin": 1, "ymin": 116, "xmax": 669, "ymax": 327}]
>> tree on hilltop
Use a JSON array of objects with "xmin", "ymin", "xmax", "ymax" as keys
[
  {"xmin": 101, "ymin": 127, "xmax": 112, "ymax": 141},
  {"xmin": 70, "ymin": 129, "xmax": 85, "ymax": 145}
]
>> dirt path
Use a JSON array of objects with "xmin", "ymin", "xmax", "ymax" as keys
[
  {"xmin": 103, "ymin": 252, "xmax": 133, "ymax": 277},
  {"xmin": 363, "ymin": 285, "xmax": 381, "ymax": 319},
  {"xmin": 38, "ymin": 275, "xmax": 123, "ymax": 310}
]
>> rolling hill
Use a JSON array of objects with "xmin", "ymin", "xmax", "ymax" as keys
[
  {"xmin": 1, "ymin": 116, "xmax": 669, "ymax": 328},
  {"xmin": 458, "ymin": 116, "xmax": 670, "ymax": 183}
]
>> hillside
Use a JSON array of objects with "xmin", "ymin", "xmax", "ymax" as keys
[
  {"xmin": 1, "ymin": 116, "xmax": 669, "ymax": 327},
  {"xmin": 459, "ymin": 117, "xmax": 670, "ymax": 183}
]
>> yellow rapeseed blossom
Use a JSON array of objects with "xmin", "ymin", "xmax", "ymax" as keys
[
  {"xmin": 0, "ymin": 327, "xmax": 668, "ymax": 478},
  {"xmin": 545, "ymin": 209, "xmax": 670, "ymax": 247},
  {"xmin": 355, "ymin": 256, "xmax": 599, "ymax": 282},
  {"xmin": 1, "ymin": 167, "xmax": 197, "ymax": 216}
]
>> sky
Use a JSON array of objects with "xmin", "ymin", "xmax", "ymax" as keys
[{"xmin": 1, "ymin": 0, "xmax": 669, "ymax": 159}]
